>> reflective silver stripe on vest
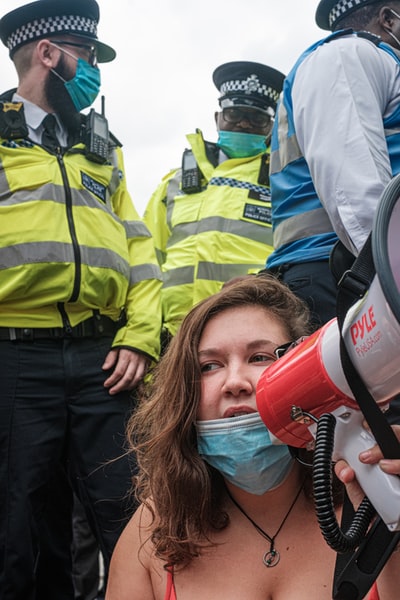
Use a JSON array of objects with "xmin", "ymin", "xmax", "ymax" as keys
[
  {"xmin": 130, "ymin": 263, "xmax": 162, "ymax": 285},
  {"xmin": 0, "ymin": 182, "xmax": 65, "ymax": 205},
  {"xmin": 108, "ymin": 152, "xmax": 122, "ymax": 195},
  {"xmin": 0, "ymin": 159, "xmax": 10, "ymax": 197},
  {"xmin": 79, "ymin": 246, "xmax": 130, "ymax": 277},
  {"xmin": 271, "ymin": 111, "xmax": 400, "ymax": 177},
  {"xmin": 273, "ymin": 207, "xmax": 333, "ymax": 248},
  {"xmin": 0, "ymin": 242, "xmax": 129, "ymax": 277},
  {"xmin": 167, "ymin": 216, "xmax": 273, "ymax": 248},
  {"xmin": 124, "ymin": 220, "xmax": 152, "ymax": 239},
  {"xmin": 0, "ymin": 182, "xmax": 125, "ymax": 228},
  {"xmin": 197, "ymin": 262, "xmax": 264, "ymax": 282},
  {"xmin": 385, "ymin": 127, "xmax": 400, "ymax": 136},
  {"xmin": 166, "ymin": 170, "xmax": 182, "ymax": 229},
  {"xmin": 270, "ymin": 101, "xmax": 302, "ymax": 174},
  {"xmin": 155, "ymin": 248, "xmax": 166, "ymax": 265},
  {"xmin": 270, "ymin": 135, "xmax": 303, "ymax": 174},
  {"xmin": 163, "ymin": 266, "xmax": 194, "ymax": 288},
  {"xmin": 162, "ymin": 262, "xmax": 264, "ymax": 288},
  {"xmin": 82, "ymin": 249, "xmax": 162, "ymax": 282},
  {"xmin": 0, "ymin": 241, "xmax": 74, "ymax": 269}
]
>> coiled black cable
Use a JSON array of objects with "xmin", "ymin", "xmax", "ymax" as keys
[{"xmin": 313, "ymin": 413, "xmax": 376, "ymax": 553}]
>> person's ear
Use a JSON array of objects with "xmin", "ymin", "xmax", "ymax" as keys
[
  {"xmin": 379, "ymin": 6, "xmax": 396, "ymax": 30},
  {"xmin": 36, "ymin": 39, "xmax": 59, "ymax": 68}
]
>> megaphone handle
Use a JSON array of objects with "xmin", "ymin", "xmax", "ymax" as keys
[
  {"xmin": 333, "ymin": 516, "xmax": 400, "ymax": 600},
  {"xmin": 339, "ymin": 338, "xmax": 400, "ymax": 459},
  {"xmin": 332, "ymin": 407, "xmax": 400, "ymax": 530}
]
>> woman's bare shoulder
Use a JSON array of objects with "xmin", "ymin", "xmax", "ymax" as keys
[{"xmin": 105, "ymin": 503, "xmax": 164, "ymax": 600}]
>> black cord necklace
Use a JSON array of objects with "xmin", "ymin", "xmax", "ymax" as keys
[{"xmin": 226, "ymin": 481, "xmax": 304, "ymax": 567}]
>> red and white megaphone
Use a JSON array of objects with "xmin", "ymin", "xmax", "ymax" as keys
[{"xmin": 256, "ymin": 174, "xmax": 400, "ymax": 531}]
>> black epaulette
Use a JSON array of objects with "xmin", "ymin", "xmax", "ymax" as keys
[
  {"xmin": 258, "ymin": 153, "xmax": 270, "ymax": 186},
  {"xmin": 109, "ymin": 130, "xmax": 122, "ymax": 148},
  {"xmin": 356, "ymin": 30, "xmax": 381, "ymax": 45},
  {"xmin": 204, "ymin": 140, "xmax": 219, "ymax": 167},
  {"xmin": 0, "ymin": 88, "xmax": 16, "ymax": 102},
  {"xmin": 327, "ymin": 28, "xmax": 381, "ymax": 46}
]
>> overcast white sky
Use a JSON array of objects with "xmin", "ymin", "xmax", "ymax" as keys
[{"xmin": 0, "ymin": 0, "xmax": 322, "ymax": 215}]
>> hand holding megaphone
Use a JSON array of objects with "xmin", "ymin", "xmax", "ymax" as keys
[
  {"xmin": 329, "ymin": 406, "xmax": 400, "ymax": 530},
  {"xmin": 356, "ymin": 425, "xmax": 400, "ymax": 475},
  {"xmin": 334, "ymin": 424, "xmax": 400, "ymax": 506}
]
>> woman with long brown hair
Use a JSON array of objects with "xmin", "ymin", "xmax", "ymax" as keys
[{"xmin": 106, "ymin": 275, "xmax": 400, "ymax": 599}]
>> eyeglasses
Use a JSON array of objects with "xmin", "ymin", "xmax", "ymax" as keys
[
  {"xmin": 274, "ymin": 337, "xmax": 307, "ymax": 359},
  {"xmin": 51, "ymin": 40, "xmax": 98, "ymax": 67},
  {"xmin": 222, "ymin": 107, "xmax": 271, "ymax": 128}
]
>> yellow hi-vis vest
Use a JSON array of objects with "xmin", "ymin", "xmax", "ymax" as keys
[
  {"xmin": 0, "ymin": 136, "xmax": 162, "ymax": 360},
  {"xmin": 144, "ymin": 130, "xmax": 273, "ymax": 337}
]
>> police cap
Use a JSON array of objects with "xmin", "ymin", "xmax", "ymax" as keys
[
  {"xmin": 213, "ymin": 61, "xmax": 285, "ymax": 115},
  {"xmin": 316, "ymin": 0, "xmax": 381, "ymax": 31},
  {"xmin": 0, "ymin": 0, "xmax": 116, "ymax": 62}
]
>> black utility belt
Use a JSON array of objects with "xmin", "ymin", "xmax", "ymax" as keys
[{"xmin": 0, "ymin": 315, "xmax": 121, "ymax": 341}]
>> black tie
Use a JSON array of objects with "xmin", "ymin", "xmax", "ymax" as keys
[{"xmin": 41, "ymin": 114, "xmax": 59, "ymax": 150}]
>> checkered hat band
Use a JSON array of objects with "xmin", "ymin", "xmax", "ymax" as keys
[
  {"xmin": 328, "ymin": 0, "xmax": 364, "ymax": 27},
  {"xmin": 220, "ymin": 79, "xmax": 280, "ymax": 104},
  {"xmin": 7, "ymin": 15, "xmax": 97, "ymax": 52}
]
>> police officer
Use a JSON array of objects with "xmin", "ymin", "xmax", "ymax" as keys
[
  {"xmin": 267, "ymin": 0, "xmax": 400, "ymax": 329},
  {"xmin": 0, "ymin": 1, "xmax": 162, "ymax": 598},
  {"xmin": 144, "ymin": 61, "xmax": 285, "ymax": 343}
]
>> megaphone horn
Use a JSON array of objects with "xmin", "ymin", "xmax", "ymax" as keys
[{"xmin": 256, "ymin": 173, "xmax": 400, "ymax": 531}]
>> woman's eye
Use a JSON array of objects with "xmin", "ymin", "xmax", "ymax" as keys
[
  {"xmin": 200, "ymin": 362, "xmax": 220, "ymax": 373},
  {"xmin": 251, "ymin": 353, "xmax": 275, "ymax": 363}
]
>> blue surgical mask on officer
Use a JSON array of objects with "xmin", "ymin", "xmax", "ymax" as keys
[
  {"xmin": 50, "ymin": 43, "xmax": 101, "ymax": 112},
  {"xmin": 63, "ymin": 59, "xmax": 101, "ymax": 111},
  {"xmin": 195, "ymin": 412, "xmax": 293, "ymax": 495},
  {"xmin": 217, "ymin": 130, "xmax": 267, "ymax": 159}
]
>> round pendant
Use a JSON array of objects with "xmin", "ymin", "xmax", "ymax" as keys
[{"xmin": 263, "ymin": 549, "xmax": 280, "ymax": 567}]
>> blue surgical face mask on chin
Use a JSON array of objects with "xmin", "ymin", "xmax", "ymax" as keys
[
  {"xmin": 63, "ymin": 59, "xmax": 101, "ymax": 112},
  {"xmin": 217, "ymin": 130, "xmax": 267, "ymax": 158},
  {"xmin": 195, "ymin": 412, "xmax": 293, "ymax": 495}
]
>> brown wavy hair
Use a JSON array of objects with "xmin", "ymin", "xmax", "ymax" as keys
[{"xmin": 127, "ymin": 274, "xmax": 313, "ymax": 568}]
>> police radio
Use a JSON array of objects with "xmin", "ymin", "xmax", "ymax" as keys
[
  {"xmin": 181, "ymin": 149, "xmax": 202, "ymax": 194},
  {"xmin": 85, "ymin": 96, "xmax": 109, "ymax": 164}
]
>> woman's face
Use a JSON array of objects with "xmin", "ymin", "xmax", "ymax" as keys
[{"xmin": 197, "ymin": 305, "xmax": 289, "ymax": 421}]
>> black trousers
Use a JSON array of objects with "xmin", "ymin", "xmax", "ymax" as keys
[
  {"xmin": 72, "ymin": 494, "xmax": 102, "ymax": 600},
  {"xmin": 36, "ymin": 465, "xmax": 75, "ymax": 600},
  {"xmin": 0, "ymin": 336, "xmax": 136, "ymax": 600},
  {"xmin": 272, "ymin": 260, "xmax": 338, "ymax": 330},
  {"xmin": 36, "ymin": 470, "xmax": 102, "ymax": 600}
]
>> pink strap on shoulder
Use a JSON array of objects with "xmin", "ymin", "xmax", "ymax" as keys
[
  {"xmin": 367, "ymin": 582, "xmax": 379, "ymax": 600},
  {"xmin": 164, "ymin": 568, "xmax": 177, "ymax": 600}
]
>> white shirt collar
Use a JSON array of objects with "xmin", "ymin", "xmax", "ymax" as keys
[{"xmin": 12, "ymin": 93, "xmax": 68, "ymax": 146}]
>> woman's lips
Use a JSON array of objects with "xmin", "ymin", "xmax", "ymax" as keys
[{"xmin": 223, "ymin": 406, "xmax": 257, "ymax": 418}]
